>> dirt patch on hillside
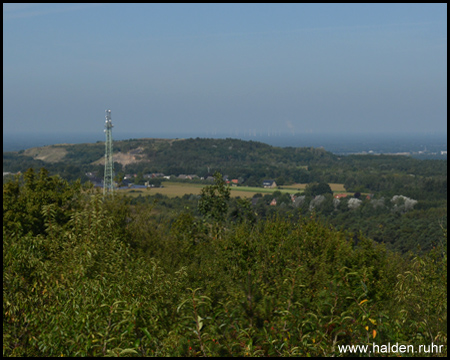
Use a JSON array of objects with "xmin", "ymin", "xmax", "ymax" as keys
[
  {"xmin": 92, "ymin": 147, "xmax": 147, "ymax": 166},
  {"xmin": 23, "ymin": 146, "xmax": 68, "ymax": 163}
]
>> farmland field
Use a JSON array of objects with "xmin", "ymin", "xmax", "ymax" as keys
[
  {"xmin": 118, "ymin": 181, "xmax": 347, "ymax": 199},
  {"xmin": 282, "ymin": 183, "xmax": 346, "ymax": 192},
  {"xmin": 120, "ymin": 182, "xmax": 203, "ymax": 198},
  {"xmin": 120, "ymin": 182, "xmax": 266, "ymax": 199}
]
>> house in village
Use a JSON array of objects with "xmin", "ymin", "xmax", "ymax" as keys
[
  {"xmin": 226, "ymin": 179, "xmax": 240, "ymax": 186},
  {"xmin": 263, "ymin": 180, "xmax": 277, "ymax": 188},
  {"xmin": 334, "ymin": 193, "xmax": 348, "ymax": 199},
  {"xmin": 144, "ymin": 173, "xmax": 165, "ymax": 179}
]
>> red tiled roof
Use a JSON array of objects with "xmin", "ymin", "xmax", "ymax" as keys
[{"xmin": 334, "ymin": 193, "xmax": 348, "ymax": 199}]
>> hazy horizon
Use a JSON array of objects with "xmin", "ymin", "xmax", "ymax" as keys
[
  {"xmin": 3, "ymin": 4, "xmax": 447, "ymax": 137},
  {"xmin": 3, "ymin": 130, "xmax": 447, "ymax": 157}
]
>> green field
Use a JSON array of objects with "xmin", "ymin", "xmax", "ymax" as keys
[
  {"xmin": 118, "ymin": 182, "xmax": 347, "ymax": 199},
  {"xmin": 282, "ymin": 183, "xmax": 346, "ymax": 192}
]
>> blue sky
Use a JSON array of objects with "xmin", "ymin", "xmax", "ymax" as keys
[{"xmin": 3, "ymin": 3, "xmax": 447, "ymax": 137}]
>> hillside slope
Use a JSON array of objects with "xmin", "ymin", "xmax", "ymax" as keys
[
  {"xmin": 3, "ymin": 137, "xmax": 447, "ymax": 195},
  {"xmin": 4, "ymin": 138, "xmax": 334, "ymax": 182}
]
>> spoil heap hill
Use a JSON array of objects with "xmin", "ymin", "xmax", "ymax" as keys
[
  {"xmin": 20, "ymin": 137, "xmax": 334, "ymax": 166},
  {"xmin": 8, "ymin": 137, "xmax": 336, "ymax": 179},
  {"xmin": 3, "ymin": 137, "xmax": 447, "ymax": 200}
]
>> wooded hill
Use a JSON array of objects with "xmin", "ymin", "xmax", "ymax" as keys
[{"xmin": 3, "ymin": 137, "xmax": 447, "ymax": 197}]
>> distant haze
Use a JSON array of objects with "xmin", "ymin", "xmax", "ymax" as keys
[{"xmin": 3, "ymin": 4, "xmax": 447, "ymax": 136}]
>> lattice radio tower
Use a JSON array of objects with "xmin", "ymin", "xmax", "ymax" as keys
[{"xmin": 103, "ymin": 109, "xmax": 115, "ymax": 195}]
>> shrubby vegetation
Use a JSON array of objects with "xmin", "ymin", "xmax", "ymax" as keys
[{"xmin": 3, "ymin": 169, "xmax": 447, "ymax": 356}]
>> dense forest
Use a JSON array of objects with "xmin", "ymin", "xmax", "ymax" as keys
[{"xmin": 3, "ymin": 168, "xmax": 447, "ymax": 356}]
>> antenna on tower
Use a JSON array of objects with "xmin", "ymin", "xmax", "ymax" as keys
[{"xmin": 103, "ymin": 109, "xmax": 115, "ymax": 196}]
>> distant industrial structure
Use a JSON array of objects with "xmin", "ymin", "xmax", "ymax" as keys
[{"xmin": 103, "ymin": 109, "xmax": 115, "ymax": 195}]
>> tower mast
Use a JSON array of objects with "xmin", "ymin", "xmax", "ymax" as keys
[{"xmin": 103, "ymin": 109, "xmax": 115, "ymax": 195}]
